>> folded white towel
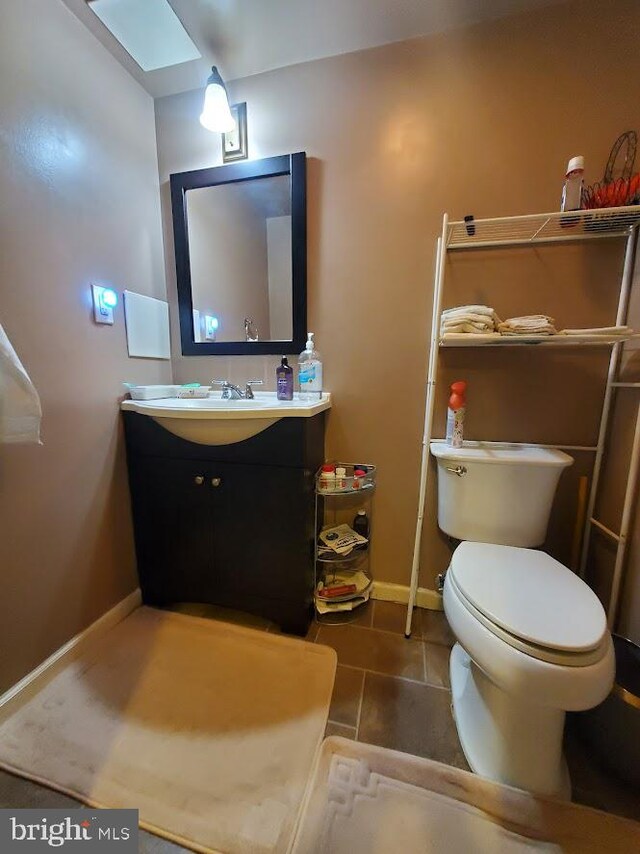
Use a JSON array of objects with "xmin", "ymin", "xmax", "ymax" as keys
[
  {"xmin": 0, "ymin": 321, "xmax": 42, "ymax": 444},
  {"xmin": 441, "ymin": 305, "xmax": 500, "ymax": 336},
  {"xmin": 441, "ymin": 332, "xmax": 501, "ymax": 340},
  {"xmin": 442, "ymin": 305, "xmax": 496, "ymax": 318},
  {"xmin": 560, "ymin": 326, "xmax": 632, "ymax": 336},
  {"xmin": 498, "ymin": 315, "xmax": 557, "ymax": 335},
  {"xmin": 442, "ymin": 313, "xmax": 496, "ymax": 327},
  {"xmin": 442, "ymin": 321, "xmax": 493, "ymax": 334}
]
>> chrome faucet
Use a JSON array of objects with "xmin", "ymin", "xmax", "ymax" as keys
[{"xmin": 212, "ymin": 380, "xmax": 263, "ymax": 400}]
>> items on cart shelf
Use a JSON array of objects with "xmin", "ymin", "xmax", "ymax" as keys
[
  {"xmin": 582, "ymin": 132, "xmax": 640, "ymax": 210},
  {"xmin": 315, "ymin": 570, "xmax": 371, "ymax": 614},
  {"xmin": 317, "ymin": 463, "xmax": 376, "ymax": 492},
  {"xmin": 498, "ymin": 315, "xmax": 557, "ymax": 335},
  {"xmin": 561, "ymin": 155, "xmax": 585, "ymax": 212},
  {"xmin": 353, "ymin": 509, "xmax": 370, "ymax": 539},
  {"xmin": 316, "ymin": 583, "xmax": 357, "ymax": 599},
  {"xmin": 315, "ymin": 462, "xmax": 375, "ymax": 621},
  {"xmin": 441, "ymin": 305, "xmax": 634, "ymax": 341},
  {"xmin": 318, "ymin": 524, "xmax": 368, "ymax": 556},
  {"xmin": 440, "ymin": 305, "xmax": 501, "ymax": 335}
]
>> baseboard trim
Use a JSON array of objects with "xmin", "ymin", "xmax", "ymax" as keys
[
  {"xmin": 372, "ymin": 581, "xmax": 443, "ymax": 611},
  {"xmin": 0, "ymin": 588, "xmax": 141, "ymax": 720}
]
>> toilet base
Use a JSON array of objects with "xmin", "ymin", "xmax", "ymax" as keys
[{"xmin": 450, "ymin": 643, "xmax": 571, "ymax": 799}]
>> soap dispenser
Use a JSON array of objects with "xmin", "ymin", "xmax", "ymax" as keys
[
  {"xmin": 276, "ymin": 356, "xmax": 293, "ymax": 401},
  {"xmin": 298, "ymin": 332, "xmax": 323, "ymax": 401}
]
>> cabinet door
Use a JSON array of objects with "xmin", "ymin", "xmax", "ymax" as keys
[
  {"xmin": 128, "ymin": 457, "xmax": 215, "ymax": 604},
  {"xmin": 209, "ymin": 462, "xmax": 314, "ymax": 605}
]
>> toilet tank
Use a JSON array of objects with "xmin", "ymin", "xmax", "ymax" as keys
[{"xmin": 430, "ymin": 443, "xmax": 573, "ymax": 547}]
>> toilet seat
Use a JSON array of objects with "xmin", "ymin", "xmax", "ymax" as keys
[
  {"xmin": 449, "ymin": 542, "xmax": 609, "ymax": 667},
  {"xmin": 448, "ymin": 571, "xmax": 608, "ymax": 667}
]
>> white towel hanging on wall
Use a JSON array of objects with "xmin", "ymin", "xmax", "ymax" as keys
[{"xmin": 0, "ymin": 322, "xmax": 42, "ymax": 444}]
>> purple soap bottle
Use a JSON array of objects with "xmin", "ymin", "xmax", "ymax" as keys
[{"xmin": 276, "ymin": 356, "xmax": 293, "ymax": 400}]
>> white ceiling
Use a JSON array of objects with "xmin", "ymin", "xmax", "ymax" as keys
[{"xmin": 62, "ymin": 0, "xmax": 561, "ymax": 99}]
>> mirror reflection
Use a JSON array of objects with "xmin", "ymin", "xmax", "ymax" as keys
[{"xmin": 186, "ymin": 175, "xmax": 292, "ymax": 343}]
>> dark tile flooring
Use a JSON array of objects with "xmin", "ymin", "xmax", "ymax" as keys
[
  {"xmin": 0, "ymin": 600, "xmax": 637, "ymax": 854},
  {"xmin": 312, "ymin": 601, "xmax": 639, "ymax": 824}
]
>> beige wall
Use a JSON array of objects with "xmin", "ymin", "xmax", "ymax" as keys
[
  {"xmin": 0, "ymin": 0, "xmax": 169, "ymax": 690},
  {"xmin": 156, "ymin": 0, "xmax": 640, "ymax": 640},
  {"xmin": 187, "ymin": 185, "xmax": 270, "ymax": 342}
]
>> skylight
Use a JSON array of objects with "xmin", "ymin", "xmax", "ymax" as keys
[{"xmin": 88, "ymin": 0, "xmax": 201, "ymax": 72}]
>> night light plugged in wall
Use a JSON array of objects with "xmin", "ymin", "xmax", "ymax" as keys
[
  {"xmin": 204, "ymin": 315, "xmax": 219, "ymax": 341},
  {"xmin": 91, "ymin": 284, "xmax": 118, "ymax": 324}
]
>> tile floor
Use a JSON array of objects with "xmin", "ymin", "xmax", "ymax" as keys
[
  {"xmin": 0, "ymin": 600, "xmax": 637, "ymax": 850},
  {"xmin": 311, "ymin": 601, "xmax": 639, "ymax": 824}
]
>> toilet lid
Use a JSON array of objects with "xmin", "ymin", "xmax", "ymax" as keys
[{"xmin": 450, "ymin": 542, "xmax": 607, "ymax": 652}]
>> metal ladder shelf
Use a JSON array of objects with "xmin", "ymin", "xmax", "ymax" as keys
[
  {"xmin": 406, "ymin": 208, "xmax": 640, "ymax": 637},
  {"xmin": 583, "ymin": 384, "xmax": 640, "ymax": 629}
]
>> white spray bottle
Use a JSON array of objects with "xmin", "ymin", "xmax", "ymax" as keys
[{"xmin": 446, "ymin": 381, "xmax": 467, "ymax": 449}]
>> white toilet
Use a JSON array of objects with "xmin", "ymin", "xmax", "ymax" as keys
[{"xmin": 430, "ymin": 442, "xmax": 615, "ymax": 799}]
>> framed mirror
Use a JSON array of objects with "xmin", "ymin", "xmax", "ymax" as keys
[{"xmin": 170, "ymin": 152, "xmax": 307, "ymax": 355}]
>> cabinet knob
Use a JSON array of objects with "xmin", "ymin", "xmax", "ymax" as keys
[
  {"xmin": 194, "ymin": 475, "xmax": 204, "ymax": 485},
  {"xmin": 211, "ymin": 477, "xmax": 222, "ymax": 487}
]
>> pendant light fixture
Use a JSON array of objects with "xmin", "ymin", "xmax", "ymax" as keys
[{"xmin": 199, "ymin": 66, "xmax": 235, "ymax": 133}]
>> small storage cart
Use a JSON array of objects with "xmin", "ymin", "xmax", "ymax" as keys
[{"xmin": 314, "ymin": 463, "xmax": 376, "ymax": 624}]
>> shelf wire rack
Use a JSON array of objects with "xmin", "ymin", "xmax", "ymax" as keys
[
  {"xmin": 446, "ymin": 205, "xmax": 640, "ymax": 249},
  {"xmin": 314, "ymin": 462, "xmax": 376, "ymax": 625}
]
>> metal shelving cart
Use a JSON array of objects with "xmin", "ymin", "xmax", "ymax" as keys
[
  {"xmin": 406, "ymin": 206, "xmax": 640, "ymax": 637},
  {"xmin": 314, "ymin": 463, "xmax": 376, "ymax": 624}
]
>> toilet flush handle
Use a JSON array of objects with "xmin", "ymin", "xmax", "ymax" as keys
[{"xmin": 445, "ymin": 465, "xmax": 467, "ymax": 477}]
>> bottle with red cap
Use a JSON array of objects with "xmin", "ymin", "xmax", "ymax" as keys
[{"xmin": 446, "ymin": 381, "xmax": 467, "ymax": 449}]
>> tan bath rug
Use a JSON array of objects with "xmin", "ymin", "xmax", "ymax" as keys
[{"xmin": 0, "ymin": 606, "xmax": 336, "ymax": 853}]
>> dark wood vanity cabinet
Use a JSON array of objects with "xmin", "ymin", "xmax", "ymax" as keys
[{"xmin": 122, "ymin": 412, "xmax": 325, "ymax": 635}]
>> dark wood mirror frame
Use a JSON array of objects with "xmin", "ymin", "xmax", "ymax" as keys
[{"xmin": 170, "ymin": 152, "xmax": 307, "ymax": 356}]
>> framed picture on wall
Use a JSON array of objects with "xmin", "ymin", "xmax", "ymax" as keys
[{"xmin": 222, "ymin": 102, "xmax": 248, "ymax": 163}]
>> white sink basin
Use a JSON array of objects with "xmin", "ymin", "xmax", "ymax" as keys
[
  {"xmin": 144, "ymin": 397, "xmax": 273, "ymax": 410},
  {"xmin": 121, "ymin": 392, "xmax": 331, "ymax": 445}
]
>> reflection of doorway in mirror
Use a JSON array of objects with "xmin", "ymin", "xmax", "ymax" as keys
[
  {"xmin": 266, "ymin": 217, "xmax": 293, "ymax": 340},
  {"xmin": 222, "ymin": 102, "xmax": 247, "ymax": 163}
]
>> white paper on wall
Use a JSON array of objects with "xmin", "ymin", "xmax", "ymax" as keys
[{"xmin": 123, "ymin": 291, "xmax": 171, "ymax": 359}]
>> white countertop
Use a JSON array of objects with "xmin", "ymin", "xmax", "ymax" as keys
[{"xmin": 121, "ymin": 391, "xmax": 331, "ymax": 421}]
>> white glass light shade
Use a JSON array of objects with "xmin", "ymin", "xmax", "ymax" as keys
[{"xmin": 199, "ymin": 67, "xmax": 235, "ymax": 133}]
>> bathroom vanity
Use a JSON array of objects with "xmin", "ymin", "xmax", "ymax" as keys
[{"xmin": 122, "ymin": 394, "xmax": 330, "ymax": 635}]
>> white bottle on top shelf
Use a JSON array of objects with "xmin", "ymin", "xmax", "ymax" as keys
[{"xmin": 298, "ymin": 332, "xmax": 323, "ymax": 401}]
